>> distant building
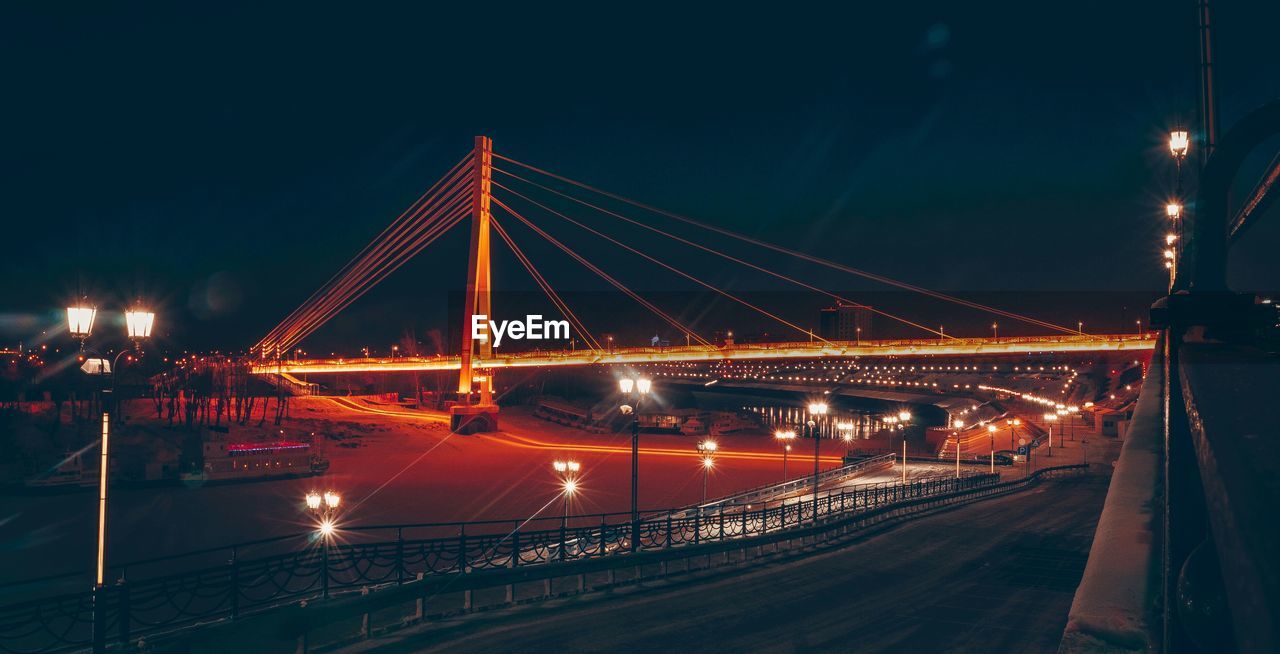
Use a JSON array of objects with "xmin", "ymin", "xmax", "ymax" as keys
[{"xmin": 819, "ymin": 302, "xmax": 872, "ymax": 341}]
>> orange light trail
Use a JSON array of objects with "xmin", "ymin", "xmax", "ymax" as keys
[
  {"xmin": 490, "ymin": 431, "xmax": 844, "ymax": 465},
  {"xmin": 320, "ymin": 396, "xmax": 839, "ymax": 463}
]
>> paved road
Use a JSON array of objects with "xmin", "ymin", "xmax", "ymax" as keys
[{"xmin": 343, "ymin": 465, "xmax": 1112, "ymax": 653}]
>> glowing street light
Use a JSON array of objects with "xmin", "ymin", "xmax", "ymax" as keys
[
  {"xmin": 619, "ymin": 376, "xmax": 652, "ymax": 550},
  {"xmin": 837, "ymin": 421, "xmax": 855, "ymax": 446},
  {"xmin": 697, "ymin": 439, "xmax": 717, "ymax": 503},
  {"xmin": 304, "ymin": 490, "xmax": 340, "ymax": 599},
  {"xmin": 552, "ymin": 460, "xmax": 581, "ymax": 474},
  {"xmin": 1169, "ymin": 130, "xmax": 1190, "ymax": 159},
  {"xmin": 1166, "ymin": 202, "xmax": 1182, "ymax": 220},
  {"xmin": 304, "ymin": 487, "xmax": 341, "ymax": 598},
  {"xmin": 896, "ymin": 411, "xmax": 913, "ymax": 482},
  {"xmin": 306, "ymin": 490, "xmax": 341, "ymax": 514},
  {"xmin": 66, "ymin": 305, "xmax": 97, "ymax": 340},
  {"xmin": 806, "ymin": 402, "xmax": 829, "ymax": 519},
  {"xmin": 775, "ymin": 429, "xmax": 796, "ymax": 481},
  {"xmin": 552, "ymin": 460, "xmax": 580, "ymax": 518},
  {"xmin": 71, "ymin": 299, "xmax": 160, "ymax": 621},
  {"xmin": 124, "ymin": 309, "xmax": 155, "ymax": 341},
  {"xmin": 987, "ymin": 424, "xmax": 998, "ymax": 473},
  {"xmin": 1006, "ymin": 417, "xmax": 1022, "ymax": 451},
  {"xmin": 1044, "ymin": 412, "xmax": 1059, "ymax": 457}
]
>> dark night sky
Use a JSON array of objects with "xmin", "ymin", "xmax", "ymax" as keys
[{"xmin": 3, "ymin": 3, "xmax": 1278, "ymax": 353}]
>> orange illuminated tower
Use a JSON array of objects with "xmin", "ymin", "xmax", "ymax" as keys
[{"xmin": 452, "ymin": 136, "xmax": 499, "ymax": 432}]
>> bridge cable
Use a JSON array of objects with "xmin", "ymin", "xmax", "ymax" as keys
[
  {"xmin": 493, "ymin": 167, "xmax": 950, "ymax": 340},
  {"xmin": 263, "ymin": 164, "xmax": 474, "ymax": 351},
  {"xmin": 256, "ymin": 155, "xmax": 474, "ymax": 353},
  {"xmin": 488, "ymin": 214, "xmax": 604, "ymax": 352},
  {"xmin": 273, "ymin": 191, "xmax": 473, "ymax": 353},
  {"xmin": 491, "ymin": 198, "xmax": 714, "ymax": 348},
  {"xmin": 265, "ymin": 180, "xmax": 472, "ymax": 354},
  {"xmin": 261, "ymin": 162, "xmax": 474, "ymax": 350},
  {"xmin": 493, "ymin": 153, "xmax": 1078, "ymax": 335},
  {"xmin": 255, "ymin": 154, "xmax": 473, "ymax": 354},
  {"xmin": 492, "ymin": 181, "xmax": 836, "ymax": 346}
]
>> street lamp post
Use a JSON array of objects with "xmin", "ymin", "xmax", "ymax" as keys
[
  {"xmin": 950, "ymin": 419, "xmax": 965, "ymax": 478},
  {"xmin": 552, "ymin": 460, "xmax": 581, "ymax": 519},
  {"xmin": 619, "ymin": 376, "xmax": 651, "ymax": 550},
  {"xmin": 304, "ymin": 490, "xmax": 341, "ymax": 599},
  {"xmin": 70, "ymin": 302, "xmax": 155, "ymax": 654},
  {"xmin": 837, "ymin": 421, "xmax": 854, "ymax": 456},
  {"xmin": 992, "ymin": 322, "xmax": 998, "ymax": 340},
  {"xmin": 807, "ymin": 402, "xmax": 828, "ymax": 521},
  {"xmin": 697, "ymin": 440, "xmax": 717, "ymax": 504},
  {"xmin": 897, "ymin": 411, "xmax": 912, "ymax": 482},
  {"xmin": 774, "ymin": 429, "xmax": 796, "ymax": 481},
  {"xmin": 987, "ymin": 424, "xmax": 997, "ymax": 473},
  {"xmin": 1044, "ymin": 413, "xmax": 1058, "ymax": 457},
  {"xmin": 953, "ymin": 432, "xmax": 963, "ymax": 478}
]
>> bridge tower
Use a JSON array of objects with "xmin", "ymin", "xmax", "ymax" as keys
[{"xmin": 451, "ymin": 135, "xmax": 499, "ymax": 433}]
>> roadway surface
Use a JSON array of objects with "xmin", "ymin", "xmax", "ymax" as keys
[{"xmin": 341, "ymin": 456, "xmax": 1112, "ymax": 653}]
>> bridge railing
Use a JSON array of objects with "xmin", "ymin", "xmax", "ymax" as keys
[
  {"xmin": 1081, "ymin": 101, "xmax": 1280, "ymax": 653},
  {"xmin": 0, "ymin": 471, "xmax": 999, "ymax": 654}
]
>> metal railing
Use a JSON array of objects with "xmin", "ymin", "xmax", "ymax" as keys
[
  {"xmin": 694, "ymin": 452, "xmax": 895, "ymax": 512},
  {"xmin": 1147, "ymin": 100, "xmax": 1280, "ymax": 652},
  {"xmin": 0, "ymin": 471, "xmax": 997, "ymax": 654}
]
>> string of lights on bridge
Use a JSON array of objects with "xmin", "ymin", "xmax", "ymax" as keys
[
  {"xmin": 643, "ymin": 359, "xmax": 1084, "ymax": 393},
  {"xmin": 1165, "ymin": 129, "xmax": 1189, "ymax": 282}
]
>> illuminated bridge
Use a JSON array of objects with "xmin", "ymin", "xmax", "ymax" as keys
[
  {"xmin": 248, "ymin": 136, "xmax": 1158, "ymax": 430},
  {"xmin": 257, "ymin": 333, "xmax": 1155, "ymax": 375}
]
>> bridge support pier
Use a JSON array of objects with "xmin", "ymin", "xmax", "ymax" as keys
[
  {"xmin": 449, "ymin": 404, "xmax": 499, "ymax": 434},
  {"xmin": 452, "ymin": 135, "xmax": 500, "ymax": 433}
]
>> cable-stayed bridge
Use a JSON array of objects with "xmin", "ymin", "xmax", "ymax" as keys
[{"xmin": 249, "ymin": 136, "xmax": 1155, "ymax": 429}]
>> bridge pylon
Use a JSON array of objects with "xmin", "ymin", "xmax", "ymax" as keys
[{"xmin": 452, "ymin": 135, "xmax": 499, "ymax": 433}]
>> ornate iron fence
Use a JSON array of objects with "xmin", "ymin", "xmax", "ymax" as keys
[{"xmin": 0, "ymin": 471, "xmax": 997, "ymax": 654}]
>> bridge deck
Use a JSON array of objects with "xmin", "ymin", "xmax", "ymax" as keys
[{"xmin": 254, "ymin": 334, "xmax": 1156, "ymax": 374}]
